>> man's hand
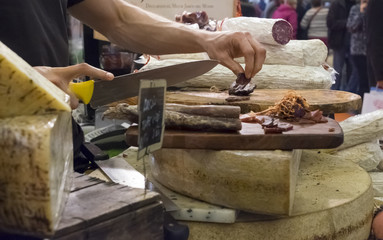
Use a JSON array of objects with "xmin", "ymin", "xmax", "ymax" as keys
[
  {"xmin": 202, "ymin": 31, "xmax": 266, "ymax": 79},
  {"xmin": 34, "ymin": 63, "xmax": 114, "ymax": 109}
]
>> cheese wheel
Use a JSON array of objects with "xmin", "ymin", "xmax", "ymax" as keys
[
  {"xmin": 0, "ymin": 112, "xmax": 73, "ymax": 237},
  {"xmin": 369, "ymin": 172, "xmax": 383, "ymax": 198},
  {"xmin": 151, "ymin": 149, "xmax": 302, "ymax": 215},
  {"xmin": 0, "ymin": 41, "xmax": 71, "ymax": 118},
  {"xmin": 221, "ymin": 17, "xmax": 293, "ymax": 45},
  {"xmin": 183, "ymin": 150, "xmax": 373, "ymax": 240}
]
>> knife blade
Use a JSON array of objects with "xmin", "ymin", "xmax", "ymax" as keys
[
  {"xmin": 69, "ymin": 59, "xmax": 218, "ymax": 108},
  {"xmin": 94, "ymin": 155, "xmax": 180, "ymax": 212}
]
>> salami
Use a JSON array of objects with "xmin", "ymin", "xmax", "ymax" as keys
[
  {"xmin": 221, "ymin": 17, "xmax": 293, "ymax": 46},
  {"xmin": 235, "ymin": 39, "xmax": 328, "ymax": 67},
  {"xmin": 103, "ymin": 103, "xmax": 242, "ymax": 132},
  {"xmin": 166, "ymin": 103, "xmax": 240, "ymax": 118},
  {"xmin": 139, "ymin": 59, "xmax": 333, "ymax": 90}
]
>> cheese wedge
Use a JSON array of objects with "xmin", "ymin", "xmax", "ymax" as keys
[
  {"xmin": 0, "ymin": 112, "xmax": 73, "ymax": 237},
  {"xmin": 151, "ymin": 149, "xmax": 302, "ymax": 215},
  {"xmin": 0, "ymin": 41, "xmax": 71, "ymax": 118}
]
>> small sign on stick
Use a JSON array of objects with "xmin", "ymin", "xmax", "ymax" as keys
[{"xmin": 137, "ymin": 79, "xmax": 166, "ymax": 160}]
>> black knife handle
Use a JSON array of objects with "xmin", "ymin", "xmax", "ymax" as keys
[
  {"xmin": 164, "ymin": 212, "xmax": 189, "ymax": 240},
  {"xmin": 80, "ymin": 142, "xmax": 109, "ymax": 161}
]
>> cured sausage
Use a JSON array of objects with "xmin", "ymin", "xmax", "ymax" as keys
[
  {"xmin": 221, "ymin": 17, "xmax": 293, "ymax": 46},
  {"xmin": 103, "ymin": 103, "xmax": 242, "ymax": 132}
]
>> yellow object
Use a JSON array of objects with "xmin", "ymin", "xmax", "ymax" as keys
[
  {"xmin": 69, "ymin": 80, "xmax": 94, "ymax": 105},
  {"xmin": 0, "ymin": 41, "xmax": 71, "ymax": 118}
]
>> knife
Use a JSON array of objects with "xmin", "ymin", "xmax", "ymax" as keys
[
  {"xmin": 69, "ymin": 59, "xmax": 218, "ymax": 108},
  {"xmin": 80, "ymin": 142, "xmax": 180, "ymax": 212}
]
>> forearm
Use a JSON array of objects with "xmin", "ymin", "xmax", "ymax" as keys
[{"xmin": 69, "ymin": 0, "xmax": 210, "ymax": 55}]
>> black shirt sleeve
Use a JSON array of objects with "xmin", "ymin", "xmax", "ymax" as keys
[{"xmin": 68, "ymin": 0, "xmax": 84, "ymax": 8}]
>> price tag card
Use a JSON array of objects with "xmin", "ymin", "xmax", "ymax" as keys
[{"xmin": 137, "ymin": 79, "xmax": 166, "ymax": 160}]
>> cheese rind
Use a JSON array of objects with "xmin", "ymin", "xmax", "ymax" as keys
[
  {"xmin": 0, "ymin": 112, "xmax": 73, "ymax": 237},
  {"xmin": 151, "ymin": 149, "xmax": 302, "ymax": 215},
  {"xmin": 0, "ymin": 41, "xmax": 71, "ymax": 118}
]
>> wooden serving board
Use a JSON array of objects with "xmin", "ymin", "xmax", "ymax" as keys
[
  {"xmin": 126, "ymin": 117, "xmax": 343, "ymax": 150},
  {"xmin": 165, "ymin": 89, "xmax": 362, "ymax": 114}
]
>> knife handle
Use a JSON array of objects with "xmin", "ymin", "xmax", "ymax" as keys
[
  {"xmin": 69, "ymin": 80, "xmax": 94, "ymax": 104},
  {"xmin": 80, "ymin": 142, "xmax": 109, "ymax": 161},
  {"xmin": 164, "ymin": 212, "xmax": 189, "ymax": 240}
]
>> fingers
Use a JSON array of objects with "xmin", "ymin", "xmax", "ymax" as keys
[
  {"xmin": 219, "ymin": 58, "xmax": 245, "ymax": 77},
  {"xmin": 67, "ymin": 91, "xmax": 80, "ymax": 109},
  {"xmin": 64, "ymin": 63, "xmax": 114, "ymax": 81},
  {"xmin": 241, "ymin": 32, "xmax": 266, "ymax": 79}
]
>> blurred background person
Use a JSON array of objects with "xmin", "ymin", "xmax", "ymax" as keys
[
  {"xmin": 300, "ymin": 0, "xmax": 329, "ymax": 47},
  {"xmin": 241, "ymin": 0, "xmax": 263, "ymax": 17},
  {"xmin": 345, "ymin": 0, "xmax": 369, "ymax": 97},
  {"xmin": 296, "ymin": 0, "xmax": 310, "ymax": 40},
  {"xmin": 327, "ymin": 0, "xmax": 355, "ymax": 90},
  {"xmin": 263, "ymin": 0, "xmax": 283, "ymax": 18},
  {"xmin": 272, "ymin": 0, "xmax": 298, "ymax": 39},
  {"xmin": 366, "ymin": 0, "xmax": 383, "ymax": 90}
]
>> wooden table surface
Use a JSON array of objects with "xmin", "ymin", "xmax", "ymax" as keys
[{"xmin": 165, "ymin": 89, "xmax": 362, "ymax": 115}]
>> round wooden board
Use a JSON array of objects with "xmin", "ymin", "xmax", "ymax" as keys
[{"xmin": 165, "ymin": 89, "xmax": 362, "ymax": 114}]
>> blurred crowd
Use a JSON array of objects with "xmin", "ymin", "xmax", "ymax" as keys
[{"xmin": 241, "ymin": 0, "xmax": 383, "ymax": 100}]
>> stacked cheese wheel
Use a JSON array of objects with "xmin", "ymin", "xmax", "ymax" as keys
[
  {"xmin": 0, "ymin": 41, "xmax": 73, "ymax": 237},
  {"xmin": 142, "ymin": 17, "xmax": 333, "ymax": 90}
]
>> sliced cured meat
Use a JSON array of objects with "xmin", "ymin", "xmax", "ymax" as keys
[
  {"xmin": 175, "ymin": 11, "xmax": 216, "ymax": 31},
  {"xmin": 228, "ymin": 73, "xmax": 257, "ymax": 96}
]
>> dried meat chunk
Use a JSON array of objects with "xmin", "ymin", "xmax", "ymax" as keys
[{"xmin": 228, "ymin": 73, "xmax": 257, "ymax": 96}]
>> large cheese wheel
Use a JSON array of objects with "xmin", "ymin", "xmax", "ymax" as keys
[
  {"xmin": 182, "ymin": 150, "xmax": 374, "ymax": 240},
  {"xmin": 0, "ymin": 41, "xmax": 71, "ymax": 118},
  {"xmin": 140, "ymin": 59, "xmax": 333, "ymax": 90},
  {"xmin": 221, "ymin": 17, "xmax": 293, "ymax": 45},
  {"xmin": 151, "ymin": 149, "xmax": 302, "ymax": 215},
  {"xmin": 0, "ymin": 112, "xmax": 73, "ymax": 237}
]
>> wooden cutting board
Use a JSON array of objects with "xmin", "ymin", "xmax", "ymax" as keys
[
  {"xmin": 165, "ymin": 89, "xmax": 362, "ymax": 115},
  {"xmin": 126, "ymin": 117, "xmax": 343, "ymax": 150}
]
